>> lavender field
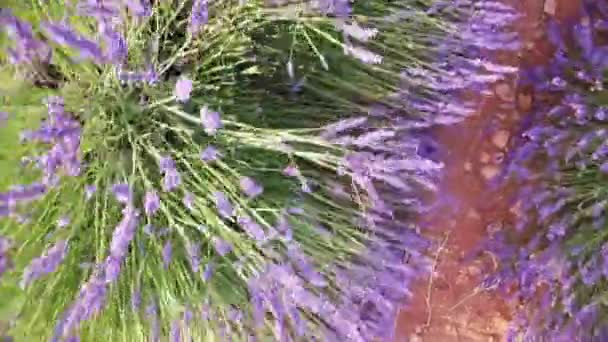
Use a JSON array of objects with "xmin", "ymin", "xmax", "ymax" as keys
[{"xmin": 0, "ymin": 1, "xmax": 605, "ymax": 341}]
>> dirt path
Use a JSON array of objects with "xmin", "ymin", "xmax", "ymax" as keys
[{"xmin": 394, "ymin": 1, "xmax": 581, "ymax": 341}]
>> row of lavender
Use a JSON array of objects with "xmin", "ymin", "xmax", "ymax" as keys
[
  {"xmin": 0, "ymin": 0, "xmax": 521, "ymax": 341},
  {"xmin": 483, "ymin": 0, "xmax": 608, "ymax": 340}
]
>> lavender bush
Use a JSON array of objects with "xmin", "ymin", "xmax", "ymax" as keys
[
  {"xmin": 0, "ymin": 0, "xmax": 522, "ymax": 341},
  {"xmin": 481, "ymin": 0, "xmax": 608, "ymax": 340}
]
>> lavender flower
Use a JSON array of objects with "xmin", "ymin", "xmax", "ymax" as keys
[
  {"xmin": 213, "ymin": 191, "xmax": 234, "ymax": 218},
  {"xmin": 184, "ymin": 308, "xmax": 193, "ymax": 323},
  {"xmin": 54, "ymin": 273, "xmax": 108, "ymax": 339},
  {"xmin": 0, "ymin": 13, "xmax": 51, "ymax": 64},
  {"xmin": 170, "ymin": 320, "xmax": 181, "ymax": 342},
  {"xmin": 104, "ymin": 256, "xmax": 122, "ymax": 283},
  {"xmin": 483, "ymin": 4, "xmax": 608, "ymax": 338},
  {"xmin": 41, "ymin": 21, "xmax": 104, "ymax": 63},
  {"xmin": 111, "ymin": 183, "xmax": 132, "ymax": 204},
  {"xmin": 189, "ymin": 0, "xmax": 209, "ymax": 35},
  {"xmin": 200, "ymin": 145, "xmax": 221, "ymax": 162},
  {"xmin": 212, "ymin": 237, "xmax": 232, "ymax": 257},
  {"xmin": 282, "ymin": 165, "xmax": 300, "ymax": 177},
  {"xmin": 144, "ymin": 191, "xmax": 160, "ymax": 216},
  {"xmin": 159, "ymin": 156, "xmax": 176, "ymax": 172},
  {"xmin": 109, "ymin": 206, "xmax": 139, "ymax": 259},
  {"xmin": 101, "ymin": 27, "xmax": 127, "ymax": 64},
  {"xmin": 275, "ymin": 214, "xmax": 292, "ymax": 240},
  {"xmin": 2, "ymin": 183, "xmax": 47, "ymax": 206},
  {"xmin": 239, "ymin": 177, "xmax": 263, "ymax": 198},
  {"xmin": 200, "ymin": 106, "xmax": 223, "ymax": 136},
  {"xmin": 21, "ymin": 240, "xmax": 68, "ymax": 288},
  {"xmin": 202, "ymin": 262, "xmax": 214, "ymax": 282},
  {"xmin": 237, "ymin": 215, "xmax": 265, "ymax": 241},
  {"xmin": 162, "ymin": 169, "xmax": 181, "ymax": 192},
  {"xmin": 124, "ymin": 0, "xmax": 152, "ymax": 17},
  {"xmin": 175, "ymin": 77, "xmax": 193, "ymax": 102}
]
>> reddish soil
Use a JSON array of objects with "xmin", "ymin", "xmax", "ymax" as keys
[{"xmin": 394, "ymin": 1, "xmax": 581, "ymax": 341}]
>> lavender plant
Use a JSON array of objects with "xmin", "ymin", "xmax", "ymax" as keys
[
  {"xmin": 0, "ymin": 0, "xmax": 522, "ymax": 341},
  {"xmin": 481, "ymin": 0, "xmax": 608, "ymax": 340}
]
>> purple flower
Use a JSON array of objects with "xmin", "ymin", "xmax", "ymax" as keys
[
  {"xmin": 189, "ymin": 0, "xmax": 209, "ymax": 35},
  {"xmin": 144, "ymin": 191, "xmax": 160, "ymax": 216},
  {"xmin": 159, "ymin": 156, "xmax": 176, "ymax": 172},
  {"xmin": 41, "ymin": 21, "xmax": 104, "ymax": 63},
  {"xmin": 124, "ymin": 0, "xmax": 152, "ymax": 17},
  {"xmin": 301, "ymin": 181, "xmax": 312, "ymax": 193},
  {"xmin": 162, "ymin": 169, "xmax": 181, "ymax": 192},
  {"xmin": 237, "ymin": 215, "xmax": 265, "ymax": 241},
  {"xmin": 170, "ymin": 320, "xmax": 181, "ymax": 342},
  {"xmin": 200, "ymin": 145, "xmax": 221, "ymax": 162},
  {"xmin": 203, "ymin": 262, "xmax": 214, "ymax": 281},
  {"xmin": 77, "ymin": 1, "xmax": 121, "ymax": 21},
  {"xmin": 3, "ymin": 183, "xmax": 47, "ymax": 205},
  {"xmin": 287, "ymin": 244, "xmax": 326, "ymax": 287},
  {"xmin": 184, "ymin": 308, "xmax": 193, "ymax": 323},
  {"xmin": 1, "ymin": 13, "xmax": 51, "ymax": 64},
  {"xmin": 104, "ymin": 256, "xmax": 122, "ymax": 283},
  {"xmin": 591, "ymin": 200, "xmax": 606, "ymax": 218},
  {"xmin": 101, "ymin": 27, "xmax": 127, "ymax": 64},
  {"xmin": 21, "ymin": 240, "xmax": 68, "ymax": 288},
  {"xmin": 174, "ymin": 77, "xmax": 193, "ymax": 102},
  {"xmin": 109, "ymin": 206, "xmax": 139, "ymax": 259},
  {"xmin": 200, "ymin": 106, "xmax": 223, "ymax": 136},
  {"xmin": 214, "ymin": 191, "xmax": 234, "ymax": 218},
  {"xmin": 282, "ymin": 165, "xmax": 300, "ymax": 177},
  {"xmin": 239, "ymin": 177, "xmax": 263, "ymax": 198},
  {"xmin": 275, "ymin": 214, "xmax": 292, "ymax": 240},
  {"xmin": 162, "ymin": 241, "xmax": 172, "ymax": 268},
  {"xmin": 111, "ymin": 183, "xmax": 132, "ymax": 204},
  {"xmin": 213, "ymin": 237, "xmax": 232, "ymax": 256}
]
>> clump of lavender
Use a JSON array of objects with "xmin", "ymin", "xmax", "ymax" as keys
[
  {"xmin": 482, "ymin": 1, "xmax": 608, "ymax": 340},
  {"xmin": 0, "ymin": 0, "xmax": 521, "ymax": 341}
]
